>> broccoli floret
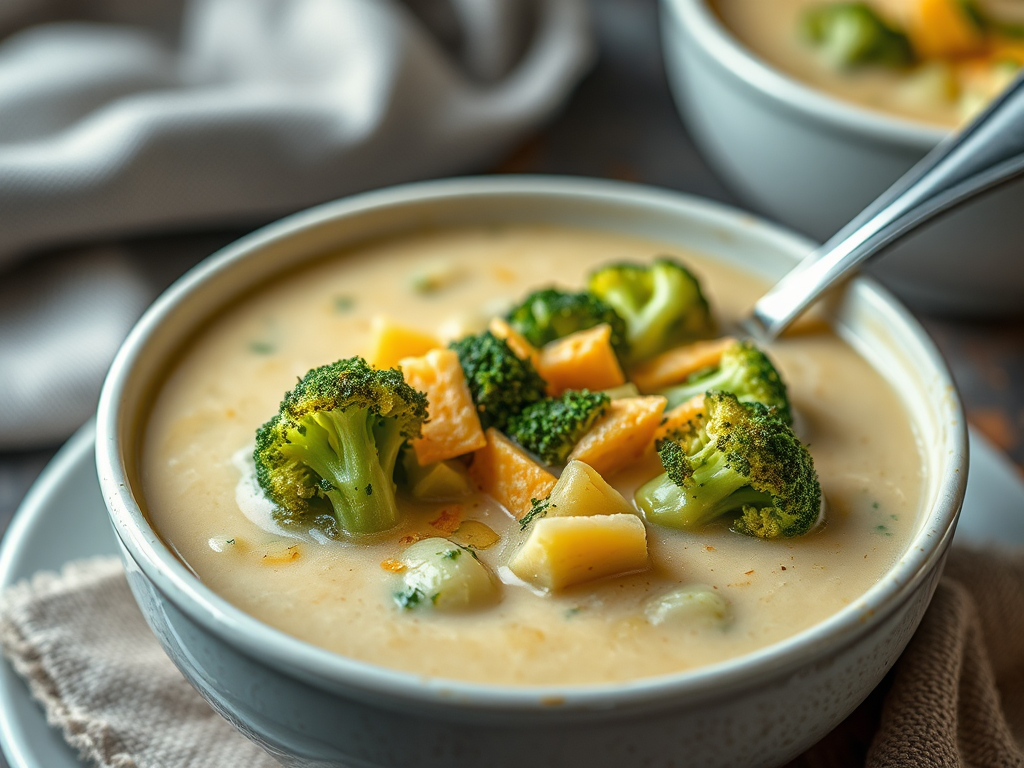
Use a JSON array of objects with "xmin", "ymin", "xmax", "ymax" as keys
[
  {"xmin": 506, "ymin": 288, "xmax": 628, "ymax": 356},
  {"xmin": 588, "ymin": 257, "xmax": 715, "ymax": 363},
  {"xmin": 507, "ymin": 390, "xmax": 610, "ymax": 464},
  {"xmin": 254, "ymin": 357, "xmax": 428, "ymax": 537},
  {"xmin": 801, "ymin": 3, "xmax": 915, "ymax": 69},
  {"xmin": 449, "ymin": 331, "xmax": 547, "ymax": 431},
  {"xmin": 635, "ymin": 392, "xmax": 820, "ymax": 538},
  {"xmin": 660, "ymin": 340, "xmax": 792, "ymax": 424}
]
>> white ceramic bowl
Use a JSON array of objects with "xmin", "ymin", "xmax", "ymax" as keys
[
  {"xmin": 96, "ymin": 177, "xmax": 967, "ymax": 768},
  {"xmin": 661, "ymin": 0, "xmax": 1024, "ymax": 315}
]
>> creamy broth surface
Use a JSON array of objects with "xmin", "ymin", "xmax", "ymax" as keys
[
  {"xmin": 715, "ymin": 0, "xmax": 964, "ymax": 126},
  {"xmin": 142, "ymin": 225, "xmax": 924, "ymax": 686}
]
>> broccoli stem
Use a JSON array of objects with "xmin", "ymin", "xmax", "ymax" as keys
[
  {"xmin": 662, "ymin": 366, "xmax": 736, "ymax": 409},
  {"xmin": 637, "ymin": 448, "xmax": 773, "ymax": 530},
  {"xmin": 282, "ymin": 409, "xmax": 402, "ymax": 534}
]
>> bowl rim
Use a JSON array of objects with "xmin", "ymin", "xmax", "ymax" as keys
[
  {"xmin": 663, "ymin": 0, "xmax": 948, "ymax": 151},
  {"xmin": 96, "ymin": 175, "xmax": 967, "ymax": 713}
]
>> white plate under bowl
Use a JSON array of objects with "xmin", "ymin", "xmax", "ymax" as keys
[{"xmin": 1, "ymin": 421, "xmax": 1022, "ymax": 768}]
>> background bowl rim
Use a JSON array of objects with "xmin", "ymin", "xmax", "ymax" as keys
[
  {"xmin": 95, "ymin": 175, "xmax": 967, "ymax": 714},
  {"xmin": 664, "ymin": 0, "xmax": 948, "ymax": 150}
]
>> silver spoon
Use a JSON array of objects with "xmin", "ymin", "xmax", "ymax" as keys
[{"xmin": 745, "ymin": 71, "xmax": 1024, "ymax": 342}]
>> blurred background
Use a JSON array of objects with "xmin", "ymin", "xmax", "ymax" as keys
[
  {"xmin": 1, "ymin": 0, "xmax": 1024, "ymax": 643},
  {"xmin": 1, "ymin": 0, "xmax": 1024, "ymax": 764}
]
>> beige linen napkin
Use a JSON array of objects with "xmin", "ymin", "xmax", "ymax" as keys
[
  {"xmin": 2, "ymin": 548, "xmax": 1022, "ymax": 768},
  {"xmin": 0, "ymin": 558, "xmax": 277, "ymax": 768}
]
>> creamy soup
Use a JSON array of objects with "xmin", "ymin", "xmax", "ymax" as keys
[
  {"xmin": 715, "ymin": 0, "xmax": 1024, "ymax": 127},
  {"xmin": 141, "ymin": 225, "xmax": 923, "ymax": 686}
]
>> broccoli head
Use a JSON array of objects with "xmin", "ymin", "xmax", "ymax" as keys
[
  {"xmin": 588, "ymin": 257, "xmax": 715, "ymax": 363},
  {"xmin": 449, "ymin": 331, "xmax": 547, "ymax": 431},
  {"xmin": 506, "ymin": 288, "xmax": 627, "ymax": 356},
  {"xmin": 254, "ymin": 357, "xmax": 428, "ymax": 537},
  {"xmin": 800, "ymin": 2, "xmax": 915, "ymax": 69},
  {"xmin": 507, "ymin": 390, "xmax": 610, "ymax": 465},
  {"xmin": 660, "ymin": 340, "xmax": 792, "ymax": 423},
  {"xmin": 635, "ymin": 391, "xmax": 821, "ymax": 538}
]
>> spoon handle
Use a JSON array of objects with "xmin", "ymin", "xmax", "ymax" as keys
[{"xmin": 747, "ymin": 71, "xmax": 1024, "ymax": 342}]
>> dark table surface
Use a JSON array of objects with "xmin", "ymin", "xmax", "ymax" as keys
[{"xmin": 1, "ymin": 0, "xmax": 1022, "ymax": 765}]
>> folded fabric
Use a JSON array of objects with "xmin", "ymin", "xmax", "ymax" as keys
[
  {"xmin": 0, "ymin": 0, "xmax": 593, "ymax": 450},
  {"xmin": 0, "ymin": 0, "xmax": 592, "ymax": 268},
  {"xmin": 1, "ymin": 548, "xmax": 1022, "ymax": 768}
]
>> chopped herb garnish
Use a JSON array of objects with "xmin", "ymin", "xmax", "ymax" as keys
[
  {"xmin": 874, "ymin": 524, "xmax": 891, "ymax": 537},
  {"xmin": 248, "ymin": 341, "xmax": 275, "ymax": 355},
  {"xmin": 441, "ymin": 549, "xmax": 461, "ymax": 560},
  {"xmin": 520, "ymin": 498, "xmax": 552, "ymax": 531},
  {"xmin": 394, "ymin": 587, "xmax": 426, "ymax": 611},
  {"xmin": 334, "ymin": 295, "xmax": 355, "ymax": 312},
  {"xmin": 564, "ymin": 606, "xmax": 583, "ymax": 619}
]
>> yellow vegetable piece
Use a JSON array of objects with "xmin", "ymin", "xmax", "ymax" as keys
[
  {"xmin": 537, "ymin": 324, "xmax": 626, "ymax": 396},
  {"xmin": 489, "ymin": 318, "xmax": 540, "ymax": 368},
  {"xmin": 644, "ymin": 585, "xmax": 731, "ymax": 629},
  {"xmin": 509, "ymin": 514, "xmax": 648, "ymax": 591},
  {"xmin": 654, "ymin": 394, "xmax": 706, "ymax": 443},
  {"xmin": 404, "ymin": 456, "xmax": 473, "ymax": 501},
  {"xmin": 907, "ymin": 0, "xmax": 986, "ymax": 58},
  {"xmin": 451, "ymin": 520, "xmax": 500, "ymax": 550},
  {"xmin": 990, "ymin": 41, "xmax": 1024, "ymax": 68},
  {"xmin": 367, "ymin": 315, "xmax": 440, "ymax": 370},
  {"xmin": 567, "ymin": 396, "xmax": 667, "ymax": 477},
  {"xmin": 256, "ymin": 540, "xmax": 303, "ymax": 566},
  {"xmin": 400, "ymin": 348, "xmax": 486, "ymax": 465},
  {"xmin": 630, "ymin": 337, "xmax": 735, "ymax": 393},
  {"xmin": 547, "ymin": 460, "xmax": 635, "ymax": 518},
  {"xmin": 468, "ymin": 428, "xmax": 557, "ymax": 519}
]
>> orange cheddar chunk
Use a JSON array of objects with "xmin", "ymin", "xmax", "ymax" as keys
[
  {"xmin": 630, "ymin": 337, "xmax": 735, "ymax": 393},
  {"xmin": 908, "ymin": 0, "xmax": 985, "ymax": 58},
  {"xmin": 537, "ymin": 324, "xmax": 625, "ymax": 396},
  {"xmin": 468, "ymin": 428, "xmax": 557, "ymax": 519},
  {"xmin": 489, "ymin": 318, "xmax": 540, "ymax": 368},
  {"xmin": 368, "ymin": 316, "xmax": 440, "ymax": 370},
  {"xmin": 568, "ymin": 396, "xmax": 667, "ymax": 476},
  {"xmin": 400, "ymin": 348, "xmax": 486, "ymax": 465},
  {"xmin": 654, "ymin": 394, "xmax": 706, "ymax": 442}
]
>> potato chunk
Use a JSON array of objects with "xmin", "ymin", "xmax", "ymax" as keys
[
  {"xmin": 547, "ymin": 460, "xmax": 635, "ymax": 518},
  {"xmin": 567, "ymin": 396, "xmax": 667, "ymax": 476},
  {"xmin": 367, "ymin": 315, "xmax": 441, "ymax": 370},
  {"xmin": 397, "ymin": 538, "xmax": 498, "ymax": 612},
  {"xmin": 468, "ymin": 428, "xmax": 557, "ymax": 519},
  {"xmin": 509, "ymin": 514, "xmax": 648, "ymax": 591},
  {"xmin": 537, "ymin": 324, "xmax": 625, "ymax": 396},
  {"xmin": 403, "ymin": 455, "xmax": 473, "ymax": 501},
  {"xmin": 644, "ymin": 586, "xmax": 731, "ymax": 629},
  {"xmin": 400, "ymin": 348, "xmax": 486, "ymax": 464}
]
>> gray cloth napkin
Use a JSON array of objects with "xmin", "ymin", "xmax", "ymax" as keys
[
  {"xmin": 0, "ymin": 0, "xmax": 593, "ymax": 450},
  {"xmin": 3, "ymin": 549, "xmax": 1024, "ymax": 768}
]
